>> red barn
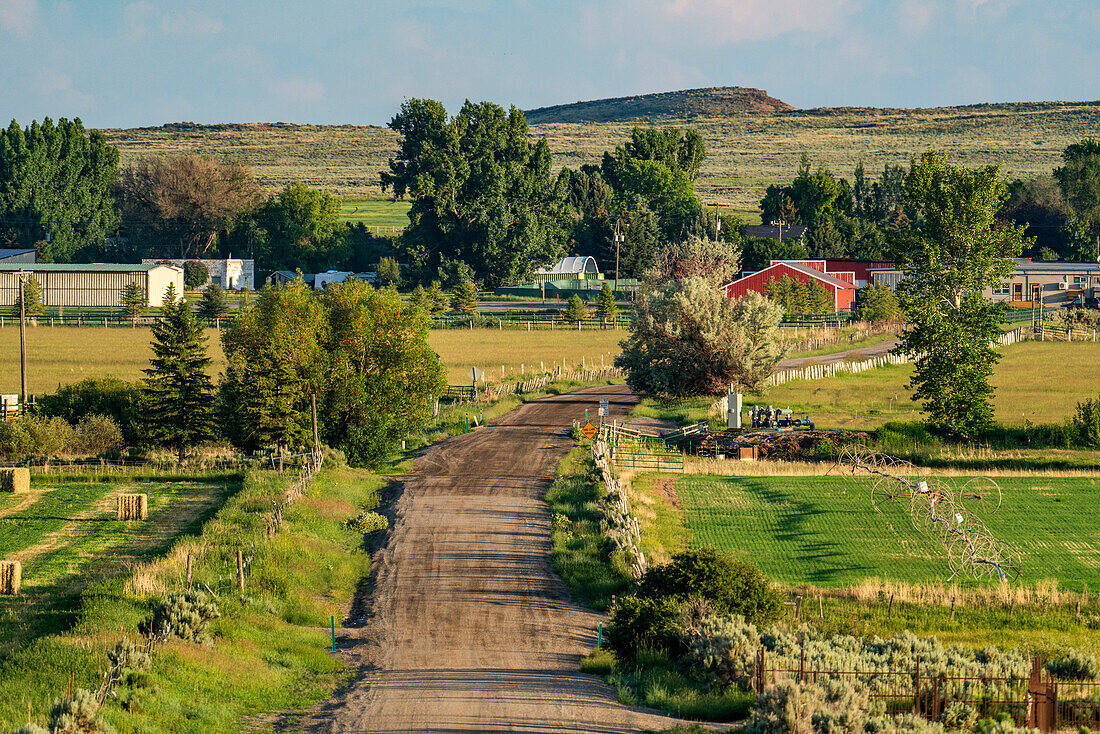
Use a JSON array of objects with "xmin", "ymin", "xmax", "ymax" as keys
[
  {"xmin": 771, "ymin": 259, "xmax": 896, "ymax": 288},
  {"xmin": 723, "ymin": 261, "xmax": 857, "ymax": 312}
]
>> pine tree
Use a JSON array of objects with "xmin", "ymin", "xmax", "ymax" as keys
[
  {"xmin": 427, "ymin": 281, "xmax": 449, "ymax": 314},
  {"xmin": 595, "ymin": 281, "xmax": 618, "ymax": 326},
  {"xmin": 120, "ymin": 282, "xmax": 146, "ymax": 325},
  {"xmin": 450, "ymin": 278, "xmax": 480, "ymax": 316},
  {"xmin": 143, "ymin": 301, "xmax": 216, "ymax": 461},
  {"xmin": 198, "ymin": 283, "xmax": 229, "ymax": 322},
  {"xmin": 564, "ymin": 294, "xmax": 588, "ymax": 323},
  {"xmin": 409, "ymin": 283, "xmax": 429, "ymax": 311},
  {"xmin": 162, "ymin": 282, "xmax": 178, "ymax": 313}
]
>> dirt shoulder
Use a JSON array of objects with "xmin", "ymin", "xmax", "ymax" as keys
[
  {"xmin": 778, "ymin": 337, "xmax": 900, "ymax": 369},
  {"xmin": 300, "ymin": 384, "xmax": 688, "ymax": 733}
]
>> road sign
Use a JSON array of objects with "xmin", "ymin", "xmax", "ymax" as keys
[
  {"xmin": 468, "ymin": 367, "xmax": 484, "ymax": 382},
  {"xmin": 581, "ymin": 421, "xmax": 598, "ymax": 440},
  {"xmin": 599, "ymin": 398, "xmax": 609, "ymax": 415}
]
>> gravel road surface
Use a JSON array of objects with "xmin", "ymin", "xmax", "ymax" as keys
[{"xmin": 302, "ymin": 383, "xmax": 687, "ymax": 733}]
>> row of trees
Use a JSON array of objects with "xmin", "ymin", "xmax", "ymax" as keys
[
  {"xmin": 132, "ymin": 279, "xmax": 443, "ymax": 466},
  {"xmin": 0, "ymin": 117, "xmax": 394, "ymax": 272},
  {"xmin": 761, "ymin": 275, "xmax": 833, "ymax": 316}
]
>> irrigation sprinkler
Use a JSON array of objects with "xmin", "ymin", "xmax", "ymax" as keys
[{"xmin": 832, "ymin": 445, "xmax": 1018, "ymax": 583}]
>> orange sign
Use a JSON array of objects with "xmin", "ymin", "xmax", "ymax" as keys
[{"xmin": 581, "ymin": 421, "xmax": 599, "ymax": 440}]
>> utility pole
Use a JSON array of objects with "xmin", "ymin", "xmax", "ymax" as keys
[
  {"xmin": 613, "ymin": 219, "xmax": 625, "ymax": 291},
  {"xmin": 4, "ymin": 271, "xmax": 31, "ymax": 411},
  {"xmin": 707, "ymin": 202, "xmax": 723, "ymax": 244}
]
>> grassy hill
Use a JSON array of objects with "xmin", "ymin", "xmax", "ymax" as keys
[{"xmin": 98, "ymin": 94, "xmax": 1100, "ymax": 221}]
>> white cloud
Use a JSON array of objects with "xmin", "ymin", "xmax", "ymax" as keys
[
  {"xmin": 897, "ymin": 0, "xmax": 935, "ymax": 33},
  {"xmin": 0, "ymin": 0, "xmax": 37, "ymax": 35},
  {"xmin": 122, "ymin": 3, "xmax": 221, "ymax": 39},
  {"xmin": 657, "ymin": 0, "xmax": 854, "ymax": 42},
  {"xmin": 34, "ymin": 69, "xmax": 94, "ymax": 109}
]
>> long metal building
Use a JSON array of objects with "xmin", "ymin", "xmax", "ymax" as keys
[{"xmin": 0, "ymin": 263, "xmax": 183, "ymax": 308}]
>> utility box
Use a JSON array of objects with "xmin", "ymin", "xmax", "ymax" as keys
[{"xmin": 727, "ymin": 391, "xmax": 743, "ymax": 429}]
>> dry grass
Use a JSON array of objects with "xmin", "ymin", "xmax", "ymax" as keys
[
  {"xmin": 681, "ymin": 457, "xmax": 1100, "ymax": 478},
  {"xmin": 428, "ymin": 328, "xmax": 624, "ymax": 384},
  {"xmin": 98, "ymin": 103, "xmax": 1100, "ymax": 213}
]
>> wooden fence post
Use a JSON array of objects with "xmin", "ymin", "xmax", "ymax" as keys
[
  {"xmin": 236, "ymin": 550, "xmax": 245, "ymax": 592},
  {"xmin": 186, "ymin": 553, "xmax": 193, "ymax": 590}
]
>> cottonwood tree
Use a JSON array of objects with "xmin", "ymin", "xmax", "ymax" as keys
[
  {"xmin": 1054, "ymin": 138, "xmax": 1100, "ymax": 259},
  {"xmin": 142, "ymin": 299, "xmax": 216, "ymax": 461},
  {"xmin": 257, "ymin": 181, "xmax": 344, "ymax": 271},
  {"xmin": 896, "ymin": 151, "xmax": 1029, "ymax": 438},
  {"xmin": 616, "ymin": 279, "xmax": 785, "ymax": 396},
  {"xmin": 319, "ymin": 279, "xmax": 445, "ymax": 467},
  {"xmin": 183, "ymin": 261, "xmax": 209, "ymax": 290},
  {"xmin": 382, "ymin": 99, "xmax": 568, "ymax": 287},
  {"xmin": 0, "ymin": 117, "xmax": 120, "ymax": 262},
  {"xmin": 121, "ymin": 153, "xmax": 260, "ymax": 259}
]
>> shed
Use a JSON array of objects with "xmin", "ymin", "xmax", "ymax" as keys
[
  {"xmin": 533, "ymin": 256, "xmax": 601, "ymax": 282},
  {"xmin": 0, "ymin": 263, "xmax": 182, "ymax": 308},
  {"xmin": 0, "ymin": 249, "xmax": 37, "ymax": 264}
]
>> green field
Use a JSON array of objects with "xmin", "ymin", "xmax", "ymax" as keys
[
  {"xmin": 99, "ymin": 102, "xmax": 1100, "ymax": 214},
  {"xmin": 339, "ymin": 197, "xmax": 411, "ymax": 229},
  {"xmin": 0, "ymin": 475, "xmax": 238, "ymax": 655},
  {"xmin": 659, "ymin": 474, "xmax": 1100, "ymax": 590},
  {"xmin": 749, "ymin": 340, "xmax": 1100, "ymax": 428}
]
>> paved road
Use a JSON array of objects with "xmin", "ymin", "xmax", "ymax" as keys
[
  {"xmin": 777, "ymin": 337, "xmax": 899, "ymax": 369},
  {"xmin": 302, "ymin": 384, "xmax": 685, "ymax": 734}
]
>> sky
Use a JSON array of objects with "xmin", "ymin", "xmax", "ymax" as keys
[{"xmin": 1, "ymin": 0, "xmax": 1098, "ymax": 129}]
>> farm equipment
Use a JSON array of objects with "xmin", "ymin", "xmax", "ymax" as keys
[{"xmin": 749, "ymin": 405, "xmax": 815, "ymax": 430}]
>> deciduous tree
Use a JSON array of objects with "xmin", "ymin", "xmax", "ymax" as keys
[
  {"xmin": 0, "ymin": 117, "xmax": 120, "ymax": 262},
  {"xmin": 896, "ymin": 151, "xmax": 1029, "ymax": 438},
  {"xmin": 121, "ymin": 153, "xmax": 260, "ymax": 260},
  {"xmin": 183, "ymin": 261, "xmax": 209, "ymax": 289},
  {"xmin": 382, "ymin": 99, "xmax": 568, "ymax": 287},
  {"xmin": 257, "ymin": 181, "xmax": 344, "ymax": 271}
]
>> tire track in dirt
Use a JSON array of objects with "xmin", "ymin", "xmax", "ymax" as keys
[{"xmin": 302, "ymin": 384, "xmax": 690, "ymax": 733}]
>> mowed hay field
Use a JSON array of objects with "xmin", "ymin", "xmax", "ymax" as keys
[
  {"xmin": 0, "ymin": 326, "xmax": 227, "ymax": 394},
  {"xmin": 0, "ymin": 475, "xmax": 239, "ymax": 654},
  {"xmin": 649, "ymin": 473, "xmax": 1100, "ymax": 590},
  {"xmin": 428, "ymin": 328, "xmax": 625, "ymax": 384},
  {"xmin": 747, "ymin": 341, "xmax": 1100, "ymax": 428},
  {"xmin": 100, "ymin": 102, "xmax": 1100, "ymax": 216},
  {"xmin": 0, "ymin": 325, "xmax": 624, "ymax": 393}
]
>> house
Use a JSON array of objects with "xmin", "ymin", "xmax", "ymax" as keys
[
  {"xmin": 313, "ymin": 271, "xmax": 375, "ymax": 289},
  {"xmin": 985, "ymin": 259, "xmax": 1100, "ymax": 306},
  {"xmin": 0, "ymin": 248, "xmax": 36, "ymax": 264},
  {"xmin": 141, "ymin": 256, "xmax": 254, "ymax": 290},
  {"xmin": 744, "ymin": 224, "xmax": 808, "ymax": 242},
  {"xmin": 266, "ymin": 270, "xmax": 313, "ymax": 288},
  {"xmin": 0, "ymin": 263, "xmax": 182, "ymax": 307},
  {"xmin": 723, "ymin": 261, "xmax": 857, "ymax": 312}
]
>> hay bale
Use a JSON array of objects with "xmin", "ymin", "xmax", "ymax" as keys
[
  {"xmin": 0, "ymin": 561, "xmax": 21, "ymax": 594},
  {"xmin": 117, "ymin": 494, "xmax": 148, "ymax": 521},
  {"xmin": 0, "ymin": 467, "xmax": 30, "ymax": 494}
]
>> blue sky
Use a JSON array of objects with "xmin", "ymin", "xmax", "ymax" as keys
[{"xmin": 1, "ymin": 0, "xmax": 1098, "ymax": 128}]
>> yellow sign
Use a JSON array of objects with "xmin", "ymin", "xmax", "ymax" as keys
[{"xmin": 581, "ymin": 421, "xmax": 599, "ymax": 440}]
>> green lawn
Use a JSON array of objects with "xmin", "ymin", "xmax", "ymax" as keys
[
  {"xmin": 339, "ymin": 197, "xmax": 411, "ymax": 228},
  {"xmin": 665, "ymin": 474, "xmax": 1100, "ymax": 590}
]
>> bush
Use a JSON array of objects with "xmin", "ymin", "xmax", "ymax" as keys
[
  {"xmin": 108, "ymin": 637, "xmax": 151, "ymax": 673},
  {"xmin": 345, "ymin": 510, "xmax": 388, "ymax": 534},
  {"xmin": 69, "ymin": 415, "xmax": 124, "ymax": 455},
  {"xmin": 1046, "ymin": 650, "xmax": 1099, "ymax": 680},
  {"xmin": 581, "ymin": 647, "xmax": 615, "ymax": 675},
  {"xmin": 638, "ymin": 548, "xmax": 784, "ymax": 626},
  {"xmin": 138, "ymin": 590, "xmax": 221, "ymax": 643},
  {"xmin": 183, "ymin": 260, "xmax": 209, "ymax": 289},
  {"xmin": 939, "ymin": 701, "xmax": 978, "ymax": 732},
  {"xmin": 603, "ymin": 595, "xmax": 685, "ymax": 662},
  {"xmin": 49, "ymin": 688, "xmax": 114, "ymax": 734},
  {"xmin": 682, "ymin": 614, "xmax": 761, "ymax": 689},
  {"xmin": 0, "ymin": 419, "xmax": 32, "ymax": 457},
  {"xmin": 37, "ymin": 377, "xmax": 145, "ymax": 444},
  {"xmin": 23, "ymin": 416, "xmax": 73, "ymax": 456},
  {"xmin": 746, "ymin": 678, "xmax": 869, "ymax": 734},
  {"xmin": 10, "ymin": 725, "xmax": 49, "ymax": 734},
  {"xmin": 1071, "ymin": 395, "xmax": 1100, "ymax": 449}
]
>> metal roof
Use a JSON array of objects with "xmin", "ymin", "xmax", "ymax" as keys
[
  {"xmin": 0, "ymin": 248, "xmax": 36, "ymax": 259},
  {"xmin": 722, "ymin": 261, "xmax": 857, "ymax": 291},
  {"xmin": 535, "ymin": 256, "xmax": 599, "ymax": 275},
  {"xmin": 0, "ymin": 263, "xmax": 177, "ymax": 272},
  {"xmin": 1013, "ymin": 259, "xmax": 1100, "ymax": 273}
]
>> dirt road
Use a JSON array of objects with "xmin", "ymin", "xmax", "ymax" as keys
[
  {"xmin": 303, "ymin": 384, "xmax": 684, "ymax": 733},
  {"xmin": 777, "ymin": 337, "xmax": 899, "ymax": 369}
]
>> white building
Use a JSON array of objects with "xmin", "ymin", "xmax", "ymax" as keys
[
  {"xmin": 0, "ymin": 263, "xmax": 183, "ymax": 307},
  {"xmin": 141, "ymin": 256, "xmax": 255, "ymax": 290}
]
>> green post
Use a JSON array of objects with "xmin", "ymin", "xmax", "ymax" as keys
[
  {"xmin": 585, "ymin": 408, "xmax": 588, "ymax": 423},
  {"xmin": 465, "ymin": 414, "xmax": 469, "ymax": 433},
  {"xmin": 331, "ymin": 615, "xmax": 336, "ymax": 651},
  {"xmin": 597, "ymin": 621, "xmax": 602, "ymax": 648}
]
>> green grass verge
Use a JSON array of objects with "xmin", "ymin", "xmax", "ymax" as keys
[
  {"xmin": 607, "ymin": 649, "xmax": 754, "ymax": 721},
  {"xmin": 338, "ymin": 198, "xmax": 411, "ymax": 228},
  {"xmin": 0, "ymin": 465, "xmax": 381, "ymax": 733}
]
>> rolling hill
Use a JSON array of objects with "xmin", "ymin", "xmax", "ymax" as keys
[{"xmin": 524, "ymin": 86, "xmax": 793, "ymax": 123}]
